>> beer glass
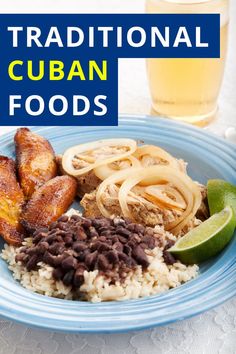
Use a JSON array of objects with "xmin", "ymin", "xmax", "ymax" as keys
[{"xmin": 146, "ymin": 0, "xmax": 229, "ymax": 126}]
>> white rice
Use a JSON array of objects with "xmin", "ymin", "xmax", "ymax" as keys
[{"xmin": 1, "ymin": 240, "xmax": 198, "ymax": 303}]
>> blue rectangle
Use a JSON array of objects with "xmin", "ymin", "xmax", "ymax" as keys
[{"xmin": 0, "ymin": 14, "xmax": 220, "ymax": 126}]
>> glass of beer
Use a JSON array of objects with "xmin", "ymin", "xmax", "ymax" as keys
[{"xmin": 146, "ymin": 0, "xmax": 229, "ymax": 126}]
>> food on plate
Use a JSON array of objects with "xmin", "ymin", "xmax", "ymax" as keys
[
  {"xmin": 14, "ymin": 128, "xmax": 58, "ymax": 198},
  {"xmin": 2, "ymin": 211, "xmax": 198, "ymax": 302},
  {"xmin": 207, "ymin": 179, "xmax": 236, "ymax": 216},
  {"xmin": 0, "ymin": 130, "xmax": 235, "ymax": 303},
  {"xmin": 0, "ymin": 156, "xmax": 25, "ymax": 245},
  {"xmin": 169, "ymin": 207, "xmax": 236, "ymax": 264},
  {"xmin": 21, "ymin": 176, "xmax": 77, "ymax": 232},
  {"xmin": 81, "ymin": 166, "xmax": 203, "ymax": 235}
]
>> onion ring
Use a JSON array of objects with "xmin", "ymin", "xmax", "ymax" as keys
[
  {"xmin": 96, "ymin": 167, "xmax": 143, "ymax": 218},
  {"xmin": 133, "ymin": 145, "xmax": 180, "ymax": 170},
  {"xmin": 94, "ymin": 156, "xmax": 141, "ymax": 180},
  {"xmin": 144, "ymin": 185, "xmax": 187, "ymax": 210},
  {"xmin": 62, "ymin": 139, "xmax": 137, "ymax": 177}
]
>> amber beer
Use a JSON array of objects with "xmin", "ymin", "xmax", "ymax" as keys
[{"xmin": 146, "ymin": 0, "xmax": 229, "ymax": 126}]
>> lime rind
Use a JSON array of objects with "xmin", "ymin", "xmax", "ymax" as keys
[{"xmin": 207, "ymin": 179, "xmax": 236, "ymax": 217}]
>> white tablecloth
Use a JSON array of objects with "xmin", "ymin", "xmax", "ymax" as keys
[{"xmin": 0, "ymin": 1, "xmax": 236, "ymax": 353}]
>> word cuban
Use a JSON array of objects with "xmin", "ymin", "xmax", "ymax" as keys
[{"xmin": 8, "ymin": 26, "xmax": 209, "ymax": 48}]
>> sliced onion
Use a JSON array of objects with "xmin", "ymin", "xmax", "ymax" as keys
[
  {"xmin": 94, "ymin": 156, "xmax": 141, "ymax": 180},
  {"xmin": 118, "ymin": 166, "xmax": 201, "ymax": 234},
  {"xmin": 133, "ymin": 145, "xmax": 180, "ymax": 170},
  {"xmin": 62, "ymin": 139, "xmax": 137, "ymax": 177},
  {"xmin": 96, "ymin": 167, "xmax": 143, "ymax": 218},
  {"xmin": 144, "ymin": 185, "xmax": 187, "ymax": 210}
]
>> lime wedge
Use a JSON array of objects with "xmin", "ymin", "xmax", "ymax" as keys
[
  {"xmin": 168, "ymin": 206, "xmax": 236, "ymax": 264},
  {"xmin": 207, "ymin": 179, "xmax": 236, "ymax": 217}
]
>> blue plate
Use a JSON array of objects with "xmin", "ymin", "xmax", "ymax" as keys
[{"xmin": 0, "ymin": 116, "xmax": 236, "ymax": 333}]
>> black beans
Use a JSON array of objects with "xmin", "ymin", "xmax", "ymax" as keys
[
  {"xmin": 58, "ymin": 215, "xmax": 69, "ymax": 223},
  {"xmin": 75, "ymin": 227, "xmax": 87, "ymax": 241},
  {"xmin": 73, "ymin": 242, "xmax": 87, "ymax": 252},
  {"xmin": 123, "ymin": 245, "xmax": 132, "ymax": 256},
  {"xmin": 15, "ymin": 253, "xmax": 26, "ymax": 263},
  {"xmin": 34, "ymin": 227, "xmax": 48, "ymax": 234},
  {"xmin": 57, "ymin": 222, "xmax": 69, "ymax": 231},
  {"xmin": 98, "ymin": 236, "xmax": 107, "ymax": 242},
  {"xmin": 81, "ymin": 219, "xmax": 92, "ymax": 228},
  {"xmin": 85, "ymin": 251, "xmax": 98, "ymax": 268},
  {"xmin": 116, "ymin": 227, "xmax": 131, "ymax": 237},
  {"xmin": 132, "ymin": 246, "xmax": 149, "ymax": 268},
  {"xmin": 146, "ymin": 228, "xmax": 154, "ymax": 236},
  {"xmin": 88, "ymin": 226, "xmax": 98, "ymax": 238},
  {"xmin": 134, "ymin": 224, "xmax": 145, "ymax": 234},
  {"xmin": 118, "ymin": 235, "xmax": 128, "ymax": 244},
  {"xmin": 64, "ymin": 236, "xmax": 73, "ymax": 246},
  {"xmin": 44, "ymin": 234, "xmax": 57, "ymax": 244},
  {"xmin": 142, "ymin": 235, "xmax": 156, "ymax": 249},
  {"xmin": 118, "ymin": 252, "xmax": 132, "ymax": 265},
  {"xmin": 164, "ymin": 239, "xmax": 175, "ymax": 250},
  {"xmin": 73, "ymin": 266, "xmax": 86, "ymax": 287},
  {"xmin": 33, "ymin": 232, "xmax": 48, "ymax": 243},
  {"xmin": 43, "ymin": 252, "xmax": 58, "ymax": 267},
  {"xmin": 132, "ymin": 234, "xmax": 141, "ymax": 243},
  {"xmin": 52, "ymin": 267, "xmax": 64, "ymax": 280},
  {"xmin": 61, "ymin": 256, "xmax": 77, "ymax": 270},
  {"xmin": 92, "ymin": 218, "xmax": 111, "ymax": 228},
  {"xmin": 70, "ymin": 215, "xmax": 81, "ymax": 221},
  {"xmin": 113, "ymin": 242, "xmax": 123, "ymax": 252},
  {"xmin": 100, "ymin": 230, "xmax": 113, "ymax": 237},
  {"xmin": 97, "ymin": 254, "xmax": 110, "ymax": 271},
  {"xmin": 163, "ymin": 251, "xmax": 176, "ymax": 265},
  {"xmin": 63, "ymin": 270, "xmax": 75, "ymax": 286},
  {"xmin": 49, "ymin": 222, "xmax": 57, "ymax": 230},
  {"xmin": 91, "ymin": 241, "xmax": 111, "ymax": 252},
  {"xmin": 23, "ymin": 254, "xmax": 29, "ymax": 263},
  {"xmin": 17, "ymin": 214, "xmax": 173, "ymax": 290},
  {"xmin": 49, "ymin": 243, "xmax": 65, "ymax": 255},
  {"xmin": 106, "ymin": 250, "xmax": 119, "ymax": 264},
  {"xmin": 38, "ymin": 242, "xmax": 49, "ymax": 253},
  {"xmin": 26, "ymin": 254, "xmax": 39, "ymax": 271}
]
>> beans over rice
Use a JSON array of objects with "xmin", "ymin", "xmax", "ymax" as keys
[{"xmin": 1, "ymin": 210, "xmax": 198, "ymax": 302}]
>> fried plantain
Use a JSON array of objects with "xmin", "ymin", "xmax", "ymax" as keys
[
  {"xmin": 0, "ymin": 156, "xmax": 25, "ymax": 245},
  {"xmin": 14, "ymin": 128, "xmax": 58, "ymax": 199},
  {"xmin": 21, "ymin": 176, "xmax": 77, "ymax": 233}
]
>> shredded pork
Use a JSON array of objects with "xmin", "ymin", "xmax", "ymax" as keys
[{"xmin": 81, "ymin": 184, "xmax": 181, "ymax": 228}]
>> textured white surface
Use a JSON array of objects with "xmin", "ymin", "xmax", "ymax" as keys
[{"xmin": 0, "ymin": 0, "xmax": 236, "ymax": 353}]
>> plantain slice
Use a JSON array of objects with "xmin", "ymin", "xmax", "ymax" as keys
[
  {"xmin": 21, "ymin": 176, "xmax": 77, "ymax": 233},
  {"xmin": 0, "ymin": 156, "xmax": 25, "ymax": 245},
  {"xmin": 14, "ymin": 128, "xmax": 58, "ymax": 199}
]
